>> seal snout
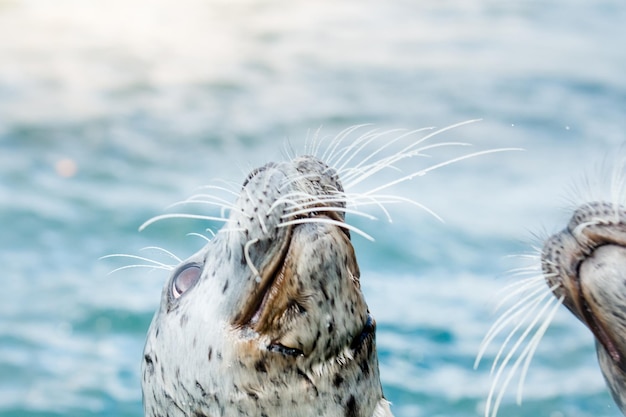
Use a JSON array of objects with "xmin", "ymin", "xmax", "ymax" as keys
[{"xmin": 542, "ymin": 201, "xmax": 626, "ymax": 369}]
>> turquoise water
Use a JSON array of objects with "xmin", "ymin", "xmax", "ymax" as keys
[{"xmin": 1, "ymin": 0, "xmax": 626, "ymax": 416}]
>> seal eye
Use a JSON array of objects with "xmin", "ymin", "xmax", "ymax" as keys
[{"xmin": 172, "ymin": 265, "xmax": 202, "ymax": 299}]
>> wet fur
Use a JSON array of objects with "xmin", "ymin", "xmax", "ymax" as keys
[
  {"xmin": 476, "ymin": 156, "xmax": 626, "ymax": 417},
  {"xmin": 106, "ymin": 122, "xmax": 517, "ymax": 417}
]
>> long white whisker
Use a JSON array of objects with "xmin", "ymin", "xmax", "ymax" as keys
[
  {"xmin": 282, "ymin": 206, "xmax": 378, "ymax": 221},
  {"xmin": 332, "ymin": 128, "xmax": 409, "ymax": 172},
  {"xmin": 140, "ymin": 246, "xmax": 183, "ymax": 263},
  {"xmin": 196, "ymin": 183, "xmax": 240, "ymax": 197},
  {"xmin": 336, "ymin": 127, "xmax": 435, "ymax": 176},
  {"xmin": 490, "ymin": 287, "xmax": 555, "ymax": 374},
  {"xmin": 360, "ymin": 148, "xmax": 524, "ymax": 196},
  {"xmin": 342, "ymin": 141, "xmax": 471, "ymax": 188},
  {"xmin": 139, "ymin": 214, "xmax": 229, "ymax": 231},
  {"xmin": 303, "ymin": 127, "xmax": 315, "ymax": 156},
  {"xmin": 493, "ymin": 275, "xmax": 546, "ymax": 312},
  {"xmin": 100, "ymin": 253, "xmax": 174, "ymax": 269},
  {"xmin": 269, "ymin": 192, "xmax": 348, "ymax": 214},
  {"xmin": 487, "ymin": 292, "xmax": 560, "ymax": 417},
  {"xmin": 244, "ymin": 238, "xmax": 261, "ymax": 281},
  {"xmin": 100, "ymin": 253, "xmax": 176, "ymax": 275},
  {"xmin": 341, "ymin": 120, "xmax": 481, "ymax": 181},
  {"xmin": 107, "ymin": 264, "xmax": 173, "ymax": 274},
  {"xmin": 346, "ymin": 193, "xmax": 444, "ymax": 223},
  {"xmin": 321, "ymin": 124, "xmax": 373, "ymax": 163},
  {"xmin": 186, "ymin": 232, "xmax": 212, "ymax": 243},
  {"xmin": 475, "ymin": 279, "xmax": 548, "ymax": 369},
  {"xmin": 515, "ymin": 295, "xmax": 564, "ymax": 404},
  {"xmin": 340, "ymin": 119, "xmax": 483, "ymax": 185}
]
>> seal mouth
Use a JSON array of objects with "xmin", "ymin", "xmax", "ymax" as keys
[
  {"xmin": 576, "ymin": 245, "xmax": 626, "ymax": 373},
  {"xmin": 575, "ymin": 261, "xmax": 623, "ymax": 366},
  {"xmin": 233, "ymin": 210, "xmax": 348, "ymax": 333},
  {"xmin": 541, "ymin": 202, "xmax": 626, "ymax": 372}
]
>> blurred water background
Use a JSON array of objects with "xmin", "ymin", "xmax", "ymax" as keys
[{"xmin": 1, "ymin": 0, "xmax": 626, "ymax": 416}]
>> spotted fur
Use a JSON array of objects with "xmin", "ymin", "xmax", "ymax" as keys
[
  {"xmin": 127, "ymin": 124, "xmax": 516, "ymax": 417},
  {"xmin": 477, "ymin": 198, "xmax": 626, "ymax": 417},
  {"xmin": 542, "ymin": 201, "xmax": 626, "ymax": 415}
]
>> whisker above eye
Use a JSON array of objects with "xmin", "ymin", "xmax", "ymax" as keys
[
  {"xmin": 139, "ymin": 246, "xmax": 183, "ymax": 263},
  {"xmin": 100, "ymin": 253, "xmax": 177, "ymax": 275}
]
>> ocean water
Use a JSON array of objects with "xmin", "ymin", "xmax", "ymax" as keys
[{"xmin": 1, "ymin": 0, "xmax": 626, "ymax": 416}]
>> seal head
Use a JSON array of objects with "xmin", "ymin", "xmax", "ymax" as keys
[
  {"xmin": 141, "ymin": 156, "xmax": 392, "ymax": 417},
  {"xmin": 542, "ymin": 201, "xmax": 626, "ymax": 412}
]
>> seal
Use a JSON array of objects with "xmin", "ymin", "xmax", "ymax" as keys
[
  {"xmin": 128, "ymin": 122, "xmax": 516, "ymax": 417},
  {"xmin": 141, "ymin": 155, "xmax": 393, "ymax": 417},
  {"xmin": 476, "ymin": 198, "xmax": 626, "ymax": 417},
  {"xmin": 542, "ymin": 201, "xmax": 626, "ymax": 414}
]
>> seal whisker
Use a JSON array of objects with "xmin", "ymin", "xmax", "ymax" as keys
[
  {"xmin": 492, "ymin": 275, "xmax": 545, "ymax": 311},
  {"xmin": 279, "ymin": 217, "xmax": 375, "ymax": 241},
  {"xmin": 329, "ymin": 128, "xmax": 406, "ymax": 171},
  {"xmin": 346, "ymin": 193, "xmax": 443, "ymax": 223},
  {"xmin": 475, "ymin": 277, "xmax": 547, "ymax": 369},
  {"xmin": 338, "ymin": 120, "xmax": 479, "ymax": 176},
  {"xmin": 341, "ymin": 141, "xmax": 471, "ymax": 188},
  {"xmin": 515, "ymin": 295, "xmax": 564, "ymax": 404},
  {"xmin": 197, "ymin": 182, "xmax": 241, "ymax": 197},
  {"xmin": 257, "ymin": 213, "xmax": 269, "ymax": 235},
  {"xmin": 334, "ymin": 127, "xmax": 435, "ymax": 178},
  {"xmin": 485, "ymin": 290, "xmax": 560, "ymax": 417},
  {"xmin": 244, "ymin": 238, "xmax": 261, "ymax": 281},
  {"xmin": 167, "ymin": 199, "xmax": 235, "ymax": 219},
  {"xmin": 355, "ymin": 148, "xmax": 524, "ymax": 196},
  {"xmin": 139, "ymin": 246, "xmax": 184, "ymax": 263},
  {"xmin": 179, "ymin": 193, "xmax": 238, "ymax": 209},
  {"xmin": 282, "ymin": 206, "xmax": 378, "ymax": 221},
  {"xmin": 310, "ymin": 126, "xmax": 329, "ymax": 158},
  {"xmin": 139, "ymin": 213, "xmax": 230, "ymax": 231},
  {"xmin": 338, "ymin": 119, "xmax": 482, "ymax": 185},
  {"xmin": 186, "ymin": 232, "xmax": 212, "ymax": 243},
  {"xmin": 269, "ymin": 192, "xmax": 347, "ymax": 214},
  {"xmin": 506, "ymin": 265, "xmax": 542, "ymax": 277},
  {"xmin": 100, "ymin": 253, "xmax": 176, "ymax": 274},
  {"xmin": 303, "ymin": 126, "xmax": 322, "ymax": 156},
  {"xmin": 217, "ymin": 227, "xmax": 246, "ymax": 234},
  {"xmin": 324, "ymin": 126, "xmax": 382, "ymax": 167},
  {"xmin": 320, "ymin": 124, "xmax": 373, "ymax": 164}
]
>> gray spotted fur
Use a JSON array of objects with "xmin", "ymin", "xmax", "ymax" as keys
[
  {"xmin": 542, "ymin": 201, "xmax": 626, "ymax": 415},
  {"xmin": 142, "ymin": 156, "xmax": 392, "ymax": 417}
]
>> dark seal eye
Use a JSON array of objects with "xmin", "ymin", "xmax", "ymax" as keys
[{"xmin": 172, "ymin": 265, "xmax": 202, "ymax": 299}]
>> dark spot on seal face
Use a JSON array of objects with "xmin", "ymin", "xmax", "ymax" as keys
[
  {"xmin": 254, "ymin": 359, "xmax": 267, "ymax": 373},
  {"xmin": 333, "ymin": 373, "xmax": 344, "ymax": 388},
  {"xmin": 345, "ymin": 395, "xmax": 359, "ymax": 417},
  {"xmin": 222, "ymin": 280, "xmax": 229, "ymax": 294},
  {"xmin": 195, "ymin": 381, "xmax": 206, "ymax": 397},
  {"xmin": 144, "ymin": 354, "xmax": 154, "ymax": 376},
  {"xmin": 208, "ymin": 346, "xmax": 213, "ymax": 362}
]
